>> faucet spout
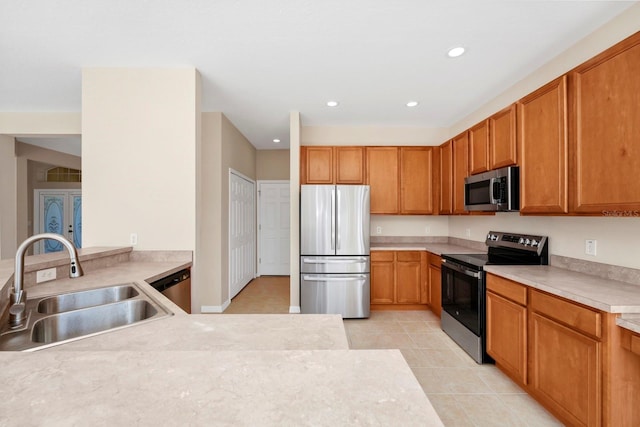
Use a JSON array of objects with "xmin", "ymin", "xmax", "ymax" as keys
[{"xmin": 9, "ymin": 233, "xmax": 84, "ymax": 327}]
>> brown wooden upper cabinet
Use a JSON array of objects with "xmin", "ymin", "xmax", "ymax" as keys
[
  {"xmin": 489, "ymin": 104, "xmax": 517, "ymax": 170},
  {"xmin": 400, "ymin": 147, "xmax": 434, "ymax": 214},
  {"xmin": 300, "ymin": 146, "xmax": 365, "ymax": 185},
  {"xmin": 469, "ymin": 120, "xmax": 490, "ymax": 174},
  {"xmin": 569, "ymin": 31, "xmax": 640, "ymax": 215},
  {"xmin": 334, "ymin": 146, "xmax": 366, "ymax": 184},
  {"xmin": 438, "ymin": 141, "xmax": 453, "ymax": 214},
  {"xmin": 366, "ymin": 147, "xmax": 400, "ymax": 214},
  {"xmin": 452, "ymin": 131, "xmax": 470, "ymax": 214},
  {"xmin": 517, "ymin": 76, "xmax": 569, "ymax": 214}
]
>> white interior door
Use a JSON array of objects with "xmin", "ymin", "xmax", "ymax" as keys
[
  {"xmin": 229, "ymin": 170, "xmax": 256, "ymax": 299},
  {"xmin": 258, "ymin": 181, "xmax": 290, "ymax": 276}
]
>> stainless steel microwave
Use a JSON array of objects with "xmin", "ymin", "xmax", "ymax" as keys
[{"xmin": 464, "ymin": 166, "xmax": 519, "ymax": 212}]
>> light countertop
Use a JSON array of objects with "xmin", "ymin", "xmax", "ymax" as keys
[
  {"xmin": 0, "ymin": 248, "xmax": 444, "ymax": 426},
  {"xmin": 371, "ymin": 242, "xmax": 484, "ymax": 255},
  {"xmin": 484, "ymin": 264, "xmax": 640, "ymax": 335}
]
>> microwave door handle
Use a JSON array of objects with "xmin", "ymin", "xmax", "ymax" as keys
[{"xmin": 490, "ymin": 177, "xmax": 500, "ymax": 204}]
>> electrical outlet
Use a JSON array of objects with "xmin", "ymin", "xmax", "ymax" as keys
[
  {"xmin": 376, "ymin": 226, "xmax": 382, "ymax": 235},
  {"xmin": 585, "ymin": 239, "xmax": 597, "ymax": 256},
  {"xmin": 465, "ymin": 228, "xmax": 471, "ymax": 238},
  {"xmin": 425, "ymin": 226, "xmax": 431, "ymax": 234},
  {"xmin": 36, "ymin": 267, "xmax": 57, "ymax": 283},
  {"xmin": 130, "ymin": 233, "xmax": 138, "ymax": 245}
]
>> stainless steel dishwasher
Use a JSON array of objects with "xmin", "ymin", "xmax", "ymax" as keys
[{"xmin": 150, "ymin": 269, "xmax": 191, "ymax": 313}]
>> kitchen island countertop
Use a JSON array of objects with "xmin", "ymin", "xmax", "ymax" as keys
[{"xmin": 0, "ymin": 248, "xmax": 443, "ymax": 426}]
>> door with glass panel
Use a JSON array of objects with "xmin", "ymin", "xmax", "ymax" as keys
[{"xmin": 34, "ymin": 189, "xmax": 82, "ymax": 254}]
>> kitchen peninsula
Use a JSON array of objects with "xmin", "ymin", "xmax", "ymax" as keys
[{"xmin": 0, "ymin": 247, "xmax": 443, "ymax": 426}]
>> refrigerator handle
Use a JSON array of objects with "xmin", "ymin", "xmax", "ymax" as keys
[
  {"xmin": 331, "ymin": 189, "xmax": 335, "ymax": 250},
  {"xmin": 336, "ymin": 188, "xmax": 341, "ymax": 250}
]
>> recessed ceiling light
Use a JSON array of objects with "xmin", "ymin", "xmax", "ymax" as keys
[
  {"xmin": 447, "ymin": 46, "xmax": 465, "ymax": 58},
  {"xmin": 406, "ymin": 101, "xmax": 419, "ymax": 107},
  {"xmin": 273, "ymin": 138, "xmax": 281, "ymax": 143},
  {"xmin": 326, "ymin": 101, "xmax": 339, "ymax": 107}
]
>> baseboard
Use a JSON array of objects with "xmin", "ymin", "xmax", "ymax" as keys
[
  {"xmin": 200, "ymin": 300, "xmax": 231, "ymax": 313},
  {"xmin": 289, "ymin": 306, "xmax": 301, "ymax": 314}
]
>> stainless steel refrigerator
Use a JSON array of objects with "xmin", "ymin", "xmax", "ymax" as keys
[{"xmin": 300, "ymin": 185, "xmax": 370, "ymax": 318}]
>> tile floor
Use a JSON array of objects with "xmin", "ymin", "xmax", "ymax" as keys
[{"xmin": 225, "ymin": 278, "xmax": 562, "ymax": 426}]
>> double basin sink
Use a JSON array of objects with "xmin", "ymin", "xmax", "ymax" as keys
[{"xmin": 0, "ymin": 282, "xmax": 172, "ymax": 351}]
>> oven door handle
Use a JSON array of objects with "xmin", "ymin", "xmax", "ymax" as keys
[{"xmin": 442, "ymin": 259, "xmax": 480, "ymax": 278}]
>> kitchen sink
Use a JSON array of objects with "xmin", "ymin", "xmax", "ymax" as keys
[
  {"xmin": 32, "ymin": 300, "xmax": 158, "ymax": 344},
  {"xmin": 0, "ymin": 282, "xmax": 172, "ymax": 351},
  {"xmin": 37, "ymin": 284, "xmax": 139, "ymax": 314}
]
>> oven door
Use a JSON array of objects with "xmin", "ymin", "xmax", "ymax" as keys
[{"xmin": 441, "ymin": 260, "xmax": 483, "ymax": 336}]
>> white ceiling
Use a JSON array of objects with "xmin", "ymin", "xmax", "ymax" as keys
[{"xmin": 0, "ymin": 1, "xmax": 636, "ymax": 150}]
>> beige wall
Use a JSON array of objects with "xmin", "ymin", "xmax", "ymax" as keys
[
  {"xmin": 256, "ymin": 149, "xmax": 290, "ymax": 181},
  {"xmin": 289, "ymin": 112, "xmax": 301, "ymax": 312},
  {"xmin": 0, "ymin": 112, "xmax": 81, "ymax": 136},
  {"xmin": 0, "ymin": 135, "xmax": 17, "ymax": 259},
  {"xmin": 448, "ymin": 5, "xmax": 640, "ymax": 270},
  {"xmin": 197, "ymin": 112, "xmax": 256, "ymax": 312},
  {"xmin": 81, "ymin": 68, "xmax": 199, "ymax": 251},
  {"xmin": 302, "ymin": 125, "xmax": 448, "ymax": 146},
  {"xmin": 196, "ymin": 112, "xmax": 223, "ymax": 312}
]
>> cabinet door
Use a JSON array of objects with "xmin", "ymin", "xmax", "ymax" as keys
[
  {"xmin": 439, "ymin": 141, "xmax": 453, "ymax": 214},
  {"xmin": 489, "ymin": 104, "xmax": 517, "ymax": 169},
  {"xmin": 452, "ymin": 132, "xmax": 470, "ymax": 215},
  {"xmin": 371, "ymin": 251, "xmax": 395, "ymax": 304},
  {"xmin": 335, "ymin": 146, "xmax": 365, "ymax": 184},
  {"xmin": 303, "ymin": 146, "xmax": 334, "ymax": 184},
  {"xmin": 518, "ymin": 76, "xmax": 568, "ymax": 214},
  {"xmin": 570, "ymin": 32, "xmax": 640, "ymax": 214},
  {"xmin": 428, "ymin": 253, "xmax": 442, "ymax": 317},
  {"xmin": 366, "ymin": 147, "xmax": 399, "ymax": 214},
  {"xmin": 486, "ymin": 291, "xmax": 527, "ymax": 385},
  {"xmin": 529, "ymin": 312, "xmax": 600, "ymax": 427},
  {"xmin": 395, "ymin": 251, "xmax": 421, "ymax": 304},
  {"xmin": 400, "ymin": 147, "xmax": 433, "ymax": 214},
  {"xmin": 469, "ymin": 120, "xmax": 489, "ymax": 174}
]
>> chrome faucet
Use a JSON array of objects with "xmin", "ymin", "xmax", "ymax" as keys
[{"xmin": 9, "ymin": 233, "xmax": 84, "ymax": 327}]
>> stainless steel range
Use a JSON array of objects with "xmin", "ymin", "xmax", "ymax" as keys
[{"xmin": 440, "ymin": 231, "xmax": 548, "ymax": 364}]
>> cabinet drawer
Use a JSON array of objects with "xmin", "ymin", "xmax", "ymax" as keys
[
  {"xmin": 371, "ymin": 251, "xmax": 394, "ymax": 262},
  {"xmin": 486, "ymin": 274, "xmax": 527, "ymax": 306},
  {"xmin": 530, "ymin": 289, "xmax": 601, "ymax": 339},
  {"xmin": 396, "ymin": 251, "xmax": 421, "ymax": 262}
]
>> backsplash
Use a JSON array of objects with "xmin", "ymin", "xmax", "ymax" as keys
[{"xmin": 551, "ymin": 255, "xmax": 640, "ymax": 287}]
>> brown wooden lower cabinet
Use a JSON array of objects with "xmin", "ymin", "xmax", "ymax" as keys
[
  {"xmin": 529, "ymin": 310, "xmax": 600, "ymax": 426},
  {"xmin": 370, "ymin": 250, "xmax": 429, "ymax": 309},
  {"xmin": 486, "ymin": 273, "xmax": 640, "ymax": 426},
  {"xmin": 427, "ymin": 253, "xmax": 441, "ymax": 317}
]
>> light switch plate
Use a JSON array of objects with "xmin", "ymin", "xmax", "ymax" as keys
[{"xmin": 36, "ymin": 267, "xmax": 57, "ymax": 283}]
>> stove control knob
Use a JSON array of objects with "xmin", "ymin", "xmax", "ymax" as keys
[
  {"xmin": 491, "ymin": 234, "xmax": 498, "ymax": 241},
  {"xmin": 487, "ymin": 233, "xmax": 492, "ymax": 240},
  {"xmin": 524, "ymin": 239, "xmax": 531, "ymax": 246},
  {"xmin": 531, "ymin": 239, "xmax": 539, "ymax": 247},
  {"xmin": 518, "ymin": 237, "xmax": 525, "ymax": 244}
]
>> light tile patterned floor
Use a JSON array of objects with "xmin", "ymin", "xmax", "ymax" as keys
[
  {"xmin": 225, "ymin": 278, "xmax": 562, "ymax": 426},
  {"xmin": 344, "ymin": 310, "xmax": 562, "ymax": 427}
]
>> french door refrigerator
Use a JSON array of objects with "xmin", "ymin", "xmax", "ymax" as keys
[{"xmin": 300, "ymin": 185, "xmax": 370, "ymax": 318}]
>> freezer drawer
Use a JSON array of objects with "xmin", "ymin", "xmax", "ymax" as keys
[
  {"xmin": 300, "ymin": 273, "xmax": 370, "ymax": 318},
  {"xmin": 300, "ymin": 256, "xmax": 370, "ymax": 274}
]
